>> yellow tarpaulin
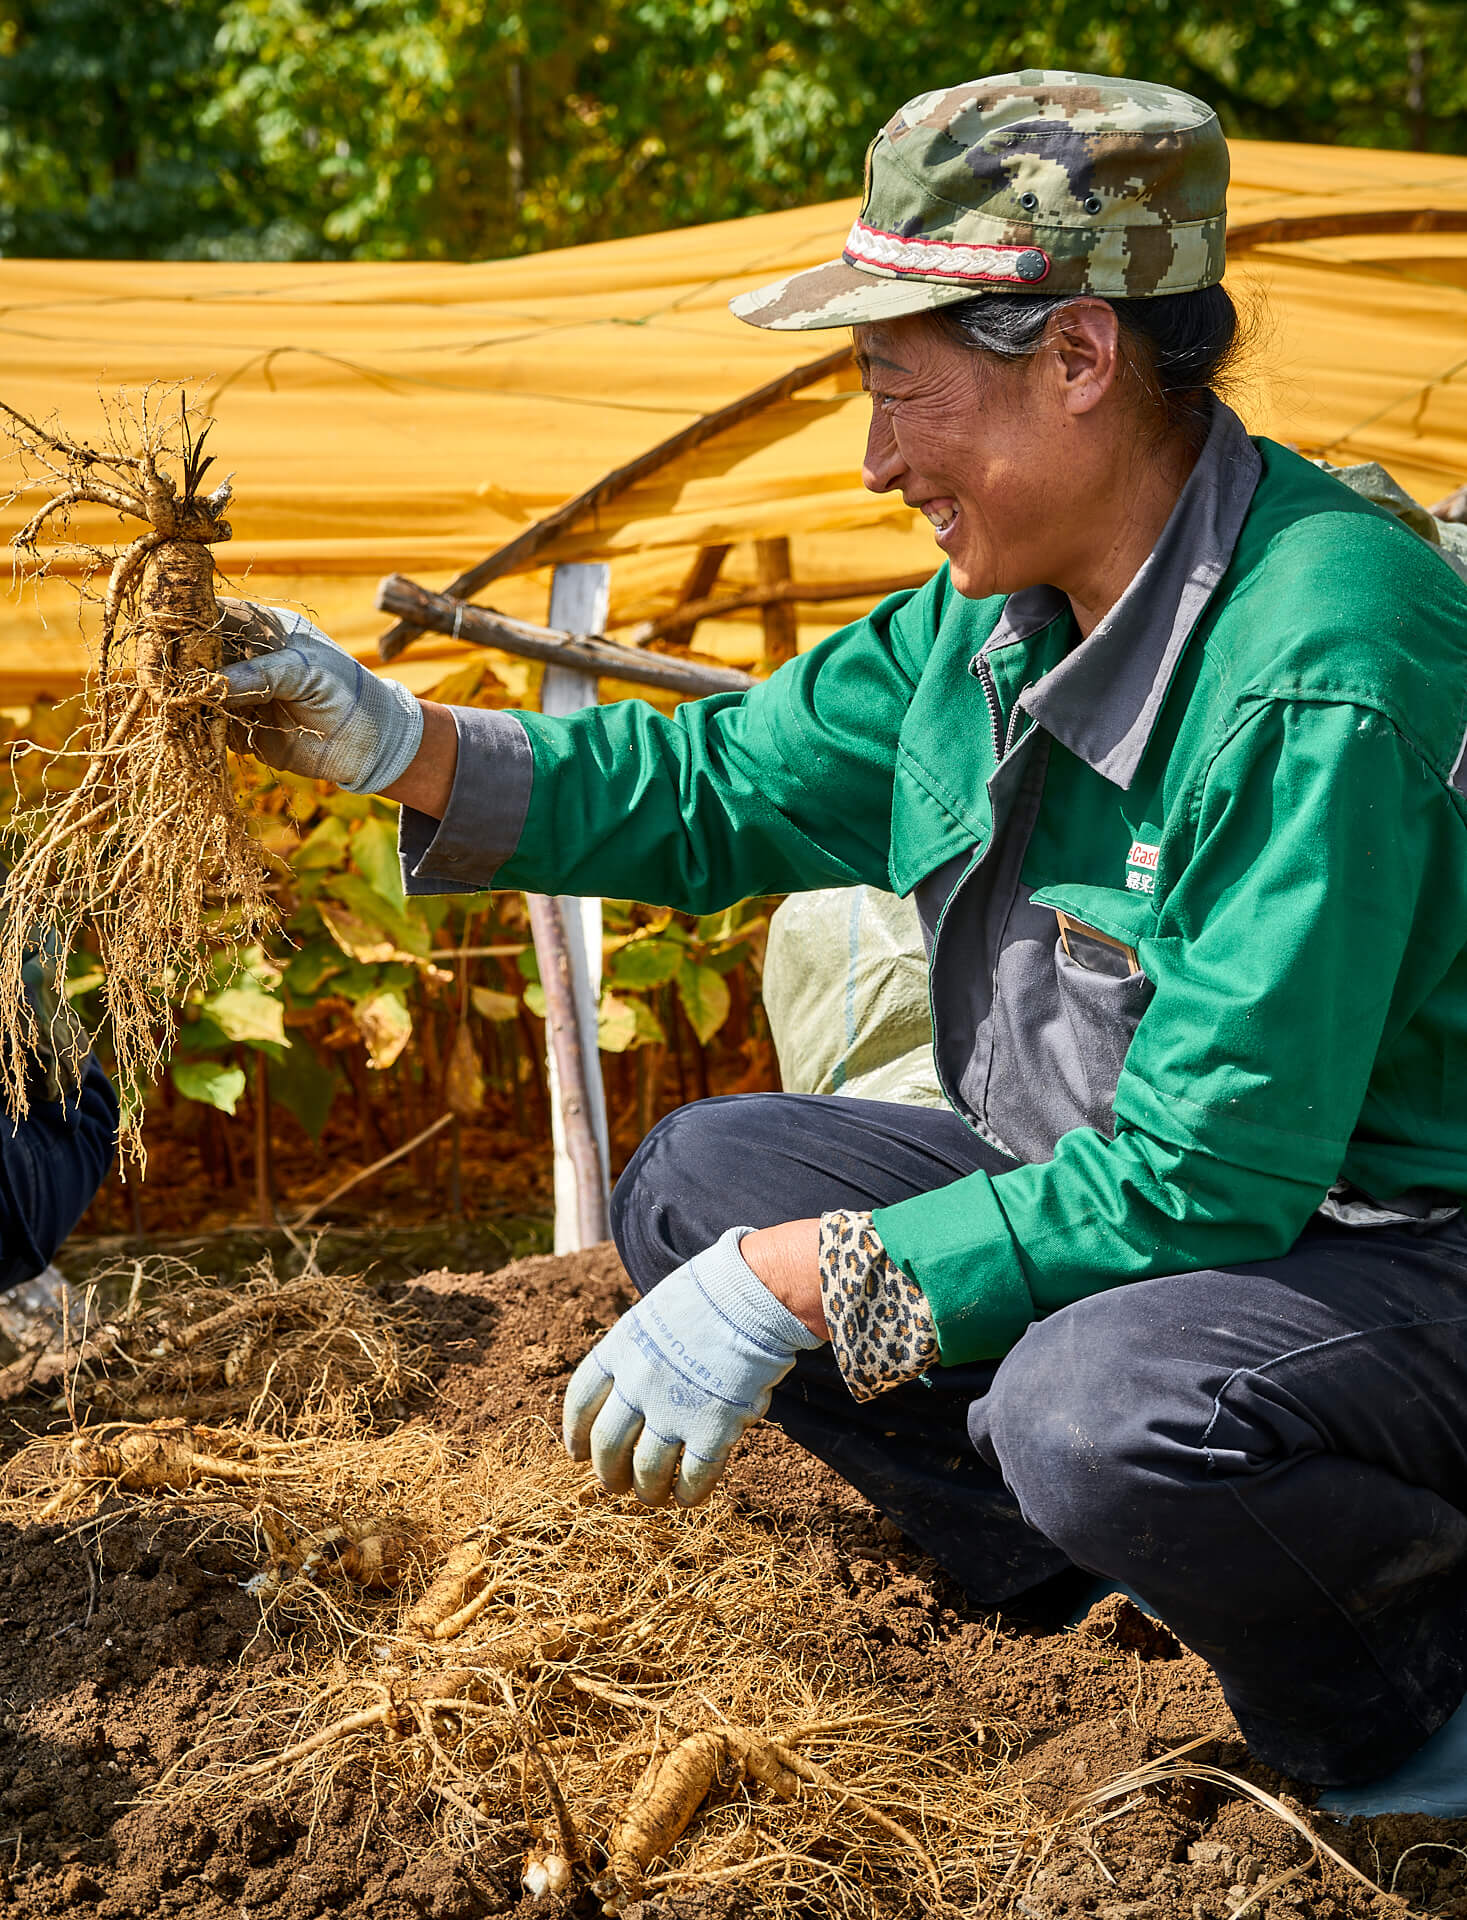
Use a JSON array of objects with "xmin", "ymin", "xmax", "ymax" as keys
[{"xmin": 0, "ymin": 134, "xmax": 1464, "ymax": 704}]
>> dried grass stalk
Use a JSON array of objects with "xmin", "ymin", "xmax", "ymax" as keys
[{"xmin": 0, "ymin": 391, "xmax": 273, "ymax": 1143}]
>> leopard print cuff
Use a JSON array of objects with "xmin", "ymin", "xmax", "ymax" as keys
[{"xmin": 818, "ymin": 1209, "xmax": 939, "ymax": 1403}]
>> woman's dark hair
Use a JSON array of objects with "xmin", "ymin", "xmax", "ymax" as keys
[{"xmin": 933, "ymin": 283, "xmax": 1244, "ymax": 452}]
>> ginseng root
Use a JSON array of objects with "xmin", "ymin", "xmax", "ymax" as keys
[
  {"xmin": 233, "ymin": 1669, "xmax": 495, "ymax": 1778},
  {"xmin": 235, "ymin": 1616, "xmax": 620, "ymax": 1780},
  {"xmin": 594, "ymin": 1728, "xmax": 800, "ymax": 1910},
  {"xmin": 592, "ymin": 1725, "xmax": 944, "ymax": 1912},
  {"xmin": 520, "ymin": 1849, "xmax": 574, "ymax": 1901},
  {"xmin": 253, "ymin": 1515, "xmax": 424, "ymax": 1597},
  {"xmin": 38, "ymin": 1421, "xmax": 294, "ymax": 1519},
  {"xmin": 403, "ymin": 1540, "xmax": 495, "ymax": 1637},
  {"xmin": 0, "ymin": 394, "xmax": 273, "ymax": 1144}
]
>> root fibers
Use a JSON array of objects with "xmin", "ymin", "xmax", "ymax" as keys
[{"xmin": 0, "ymin": 391, "xmax": 273, "ymax": 1142}]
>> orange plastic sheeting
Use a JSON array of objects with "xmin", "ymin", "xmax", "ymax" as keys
[{"xmin": 0, "ymin": 136, "xmax": 1464, "ymax": 705}]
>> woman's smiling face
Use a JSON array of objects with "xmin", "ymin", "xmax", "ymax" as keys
[{"xmin": 855, "ymin": 305, "xmax": 1126, "ymax": 607}]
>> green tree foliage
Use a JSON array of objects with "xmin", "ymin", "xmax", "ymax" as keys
[{"xmin": 0, "ymin": 0, "xmax": 1464, "ymax": 259}]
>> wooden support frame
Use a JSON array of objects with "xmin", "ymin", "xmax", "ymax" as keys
[
  {"xmin": 375, "ymin": 573, "xmax": 755, "ymax": 696},
  {"xmin": 661, "ymin": 544, "xmax": 731, "ymax": 648},
  {"xmin": 528, "ymin": 889, "xmax": 609, "ymax": 1251},
  {"xmin": 755, "ymin": 537, "xmax": 798, "ymax": 668},
  {"xmin": 1226, "ymin": 206, "xmax": 1467, "ymax": 251},
  {"xmin": 617, "ymin": 570, "xmax": 931, "ymax": 647},
  {"xmin": 376, "ymin": 344, "xmax": 852, "ymax": 660}
]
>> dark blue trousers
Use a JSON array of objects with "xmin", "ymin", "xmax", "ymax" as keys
[
  {"xmin": 0, "ymin": 1057, "xmax": 118, "ymax": 1293},
  {"xmin": 610, "ymin": 1090, "xmax": 1467, "ymax": 1787}
]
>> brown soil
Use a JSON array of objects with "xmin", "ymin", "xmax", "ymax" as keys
[{"xmin": 0, "ymin": 1246, "xmax": 1463, "ymax": 1919}]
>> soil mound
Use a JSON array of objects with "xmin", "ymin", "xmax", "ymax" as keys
[{"xmin": 0, "ymin": 1245, "xmax": 1459, "ymax": 1917}]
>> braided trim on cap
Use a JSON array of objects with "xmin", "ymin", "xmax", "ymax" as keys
[{"xmin": 843, "ymin": 219, "xmax": 1051, "ymax": 285}]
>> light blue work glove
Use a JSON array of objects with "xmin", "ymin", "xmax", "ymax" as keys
[
  {"xmin": 217, "ymin": 599, "xmax": 424, "ymax": 794},
  {"xmin": 563, "ymin": 1227, "xmax": 823, "ymax": 1508}
]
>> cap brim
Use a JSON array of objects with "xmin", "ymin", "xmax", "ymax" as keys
[{"xmin": 729, "ymin": 257, "xmax": 991, "ymax": 331}]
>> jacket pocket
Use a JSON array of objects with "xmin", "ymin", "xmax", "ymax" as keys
[{"xmin": 1029, "ymin": 884, "xmax": 1156, "ymax": 1140}]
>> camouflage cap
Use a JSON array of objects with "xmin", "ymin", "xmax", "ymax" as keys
[{"xmin": 731, "ymin": 70, "xmax": 1228, "ymax": 332}]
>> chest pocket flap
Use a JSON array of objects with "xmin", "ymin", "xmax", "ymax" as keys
[{"xmin": 1030, "ymin": 882, "xmax": 1157, "ymax": 959}]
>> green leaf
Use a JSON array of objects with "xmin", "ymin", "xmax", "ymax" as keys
[
  {"xmin": 318, "ymin": 901, "xmax": 408, "ymax": 967},
  {"xmin": 516, "ymin": 947, "xmax": 541, "ymax": 986},
  {"xmin": 322, "ymin": 791, "xmax": 375, "ymax": 821},
  {"xmin": 209, "ymin": 942, "xmax": 282, "ymax": 993},
  {"xmin": 268, "ymin": 1042, "xmax": 339, "ymax": 1141},
  {"xmin": 471, "ymin": 985, "xmax": 520, "ymax": 1022},
  {"xmin": 352, "ymin": 815, "xmax": 406, "ymax": 910},
  {"xmin": 284, "ymin": 943, "xmax": 345, "ymax": 997},
  {"xmin": 610, "ymin": 934, "xmax": 685, "ymax": 990},
  {"xmin": 523, "ymin": 982, "xmax": 547, "ymax": 1020},
  {"xmin": 171, "ymin": 1058, "xmax": 247, "ymax": 1115},
  {"xmin": 695, "ymin": 907, "xmax": 741, "ymax": 943},
  {"xmin": 629, "ymin": 997, "xmax": 667, "ymax": 1047},
  {"xmin": 334, "ymin": 961, "xmax": 380, "ymax": 1002},
  {"xmin": 323, "ymin": 874, "xmax": 429, "ymax": 959},
  {"xmin": 175, "ymin": 1014, "xmax": 233, "ymax": 1055},
  {"xmin": 676, "ymin": 959, "xmax": 730, "ymax": 1045},
  {"xmin": 293, "ymin": 814, "xmax": 350, "ymax": 870},
  {"xmin": 204, "ymin": 981, "xmax": 287, "ymax": 1050}
]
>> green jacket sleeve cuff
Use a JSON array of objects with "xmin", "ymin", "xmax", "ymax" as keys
[{"xmin": 872, "ymin": 1170, "xmax": 1037, "ymax": 1363}]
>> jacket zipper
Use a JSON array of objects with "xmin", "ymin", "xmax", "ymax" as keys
[
  {"xmin": 973, "ymin": 650, "xmax": 1030, "ymax": 763},
  {"xmin": 972, "ymin": 652, "xmax": 1006, "ymax": 764}
]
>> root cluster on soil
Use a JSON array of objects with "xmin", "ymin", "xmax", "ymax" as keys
[
  {"xmin": 3, "ymin": 1404, "xmax": 1031, "ymax": 1916},
  {"xmin": 0, "ymin": 390, "xmax": 273, "ymax": 1140},
  {"xmin": 0, "ymin": 1247, "xmax": 1389, "ymax": 1919},
  {"xmin": 0, "ymin": 1250, "xmax": 424, "ymax": 1427}
]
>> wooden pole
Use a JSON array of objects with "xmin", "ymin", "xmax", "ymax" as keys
[
  {"xmin": 375, "ymin": 574, "xmax": 754, "ymax": 698},
  {"xmin": 526, "ymin": 893, "xmax": 609, "ymax": 1249},
  {"xmin": 1226, "ymin": 207, "xmax": 1467, "ymax": 250},
  {"xmin": 755, "ymin": 537, "xmax": 798, "ymax": 668},
  {"xmin": 535, "ymin": 562, "xmax": 613, "ymax": 1255},
  {"xmin": 662, "ymin": 544, "xmax": 731, "ymax": 648},
  {"xmin": 375, "ymin": 343, "xmax": 852, "ymax": 661},
  {"xmin": 618, "ymin": 569, "xmax": 931, "ymax": 647}
]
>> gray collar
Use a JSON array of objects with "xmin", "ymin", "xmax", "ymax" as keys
[{"xmin": 988, "ymin": 401, "xmax": 1262, "ymax": 791}]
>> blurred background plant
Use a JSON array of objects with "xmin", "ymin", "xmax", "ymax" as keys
[{"xmin": 1, "ymin": 0, "xmax": 1464, "ymax": 263}]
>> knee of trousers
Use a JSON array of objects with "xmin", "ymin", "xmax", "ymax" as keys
[
  {"xmin": 972, "ymin": 1298, "xmax": 1200, "ymax": 1572},
  {"xmin": 609, "ymin": 1096, "xmax": 754, "ymax": 1294}
]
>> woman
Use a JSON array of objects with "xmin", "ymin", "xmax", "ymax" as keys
[{"xmin": 223, "ymin": 71, "xmax": 1467, "ymax": 1787}]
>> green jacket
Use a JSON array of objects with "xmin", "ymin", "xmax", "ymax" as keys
[{"xmin": 404, "ymin": 406, "xmax": 1467, "ymax": 1363}]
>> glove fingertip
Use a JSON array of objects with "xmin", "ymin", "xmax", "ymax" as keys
[
  {"xmin": 562, "ymin": 1355, "xmax": 613, "ymax": 1460},
  {"xmin": 675, "ymin": 1448, "xmax": 732, "ymax": 1508},
  {"xmin": 219, "ymin": 658, "xmax": 269, "ymax": 701}
]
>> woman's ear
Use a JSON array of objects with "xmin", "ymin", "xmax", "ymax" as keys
[{"xmin": 1048, "ymin": 300, "xmax": 1122, "ymax": 418}]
